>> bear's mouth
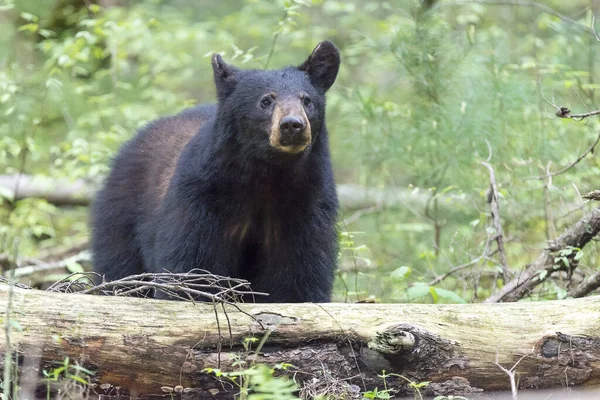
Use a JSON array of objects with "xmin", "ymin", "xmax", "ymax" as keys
[{"xmin": 277, "ymin": 138, "xmax": 310, "ymax": 153}]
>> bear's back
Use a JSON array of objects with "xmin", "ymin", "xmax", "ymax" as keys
[{"xmin": 110, "ymin": 104, "xmax": 216, "ymax": 215}]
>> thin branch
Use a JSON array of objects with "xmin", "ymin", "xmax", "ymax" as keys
[
  {"xmin": 527, "ymin": 129, "xmax": 600, "ymax": 180},
  {"xmin": 593, "ymin": 14, "xmax": 600, "ymax": 41},
  {"xmin": 494, "ymin": 350, "xmax": 532, "ymax": 400},
  {"xmin": 428, "ymin": 239, "xmax": 497, "ymax": 286},
  {"xmin": 554, "ymin": 106, "xmax": 600, "ymax": 120},
  {"xmin": 45, "ymin": 270, "xmax": 268, "ymax": 305},
  {"xmin": 481, "ymin": 160, "xmax": 510, "ymax": 278},
  {"xmin": 342, "ymin": 206, "xmax": 380, "ymax": 226},
  {"xmin": 495, "ymin": 354, "xmax": 518, "ymax": 400},
  {"xmin": 264, "ymin": 9, "xmax": 288, "ymax": 69}
]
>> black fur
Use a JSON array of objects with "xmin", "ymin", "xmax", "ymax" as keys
[{"xmin": 91, "ymin": 41, "xmax": 341, "ymax": 302}]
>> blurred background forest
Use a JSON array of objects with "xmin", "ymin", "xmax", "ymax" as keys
[{"xmin": 1, "ymin": 0, "xmax": 600, "ymax": 304}]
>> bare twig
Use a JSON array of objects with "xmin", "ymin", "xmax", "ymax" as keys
[
  {"xmin": 593, "ymin": 14, "xmax": 600, "ymax": 41},
  {"xmin": 495, "ymin": 351, "xmax": 531, "ymax": 400},
  {"xmin": 481, "ymin": 160, "xmax": 510, "ymax": 278},
  {"xmin": 342, "ymin": 206, "xmax": 380, "ymax": 226},
  {"xmin": 527, "ymin": 129, "xmax": 600, "ymax": 180},
  {"xmin": 428, "ymin": 239, "xmax": 497, "ymax": 286},
  {"xmin": 46, "ymin": 270, "xmax": 268, "ymax": 304}
]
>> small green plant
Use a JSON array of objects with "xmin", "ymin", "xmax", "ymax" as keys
[
  {"xmin": 553, "ymin": 246, "xmax": 583, "ymax": 271},
  {"xmin": 203, "ymin": 332, "xmax": 299, "ymax": 400},
  {"xmin": 42, "ymin": 356, "xmax": 94, "ymax": 400},
  {"xmin": 363, "ymin": 370, "xmax": 429, "ymax": 400}
]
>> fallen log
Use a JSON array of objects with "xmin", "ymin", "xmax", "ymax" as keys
[
  {"xmin": 1, "ymin": 286, "xmax": 599, "ymax": 399},
  {"xmin": 0, "ymin": 174, "xmax": 466, "ymax": 212}
]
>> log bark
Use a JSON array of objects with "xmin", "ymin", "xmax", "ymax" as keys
[{"xmin": 1, "ymin": 286, "xmax": 600, "ymax": 399}]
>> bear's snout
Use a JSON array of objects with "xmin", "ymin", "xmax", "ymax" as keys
[
  {"xmin": 269, "ymin": 100, "xmax": 312, "ymax": 154},
  {"xmin": 279, "ymin": 115, "xmax": 307, "ymax": 146}
]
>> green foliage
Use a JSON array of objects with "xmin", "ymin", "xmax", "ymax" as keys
[
  {"xmin": 363, "ymin": 370, "xmax": 429, "ymax": 400},
  {"xmin": 203, "ymin": 334, "xmax": 299, "ymax": 400},
  {"xmin": 1, "ymin": 0, "xmax": 600, "ymax": 304}
]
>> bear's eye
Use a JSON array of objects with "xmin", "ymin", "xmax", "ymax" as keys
[
  {"xmin": 303, "ymin": 97, "xmax": 312, "ymax": 106},
  {"xmin": 260, "ymin": 97, "xmax": 273, "ymax": 108}
]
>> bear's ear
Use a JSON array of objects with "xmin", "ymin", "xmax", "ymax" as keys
[
  {"xmin": 298, "ymin": 41, "xmax": 340, "ymax": 93},
  {"xmin": 212, "ymin": 53, "xmax": 240, "ymax": 101}
]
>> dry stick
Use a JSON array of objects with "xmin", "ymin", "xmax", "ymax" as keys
[
  {"xmin": 494, "ymin": 350, "xmax": 532, "ymax": 400},
  {"xmin": 527, "ymin": 132, "xmax": 600, "ymax": 180},
  {"xmin": 568, "ymin": 270, "xmax": 600, "ymax": 298},
  {"xmin": 486, "ymin": 206, "xmax": 600, "ymax": 303},
  {"xmin": 428, "ymin": 238, "xmax": 497, "ymax": 286},
  {"xmin": 481, "ymin": 161, "xmax": 510, "ymax": 278},
  {"xmin": 593, "ymin": 14, "xmax": 600, "ymax": 41},
  {"xmin": 46, "ymin": 271, "xmax": 268, "ymax": 304}
]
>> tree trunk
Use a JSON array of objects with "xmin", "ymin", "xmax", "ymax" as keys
[{"xmin": 1, "ymin": 286, "xmax": 600, "ymax": 399}]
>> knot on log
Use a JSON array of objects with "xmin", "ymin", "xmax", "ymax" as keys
[
  {"xmin": 540, "ymin": 332, "xmax": 600, "ymax": 359},
  {"xmin": 529, "ymin": 332, "xmax": 600, "ymax": 388},
  {"xmin": 368, "ymin": 326, "xmax": 415, "ymax": 355},
  {"xmin": 363, "ymin": 324, "xmax": 467, "ymax": 378}
]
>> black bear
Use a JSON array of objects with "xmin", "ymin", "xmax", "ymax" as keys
[{"xmin": 91, "ymin": 41, "xmax": 341, "ymax": 303}]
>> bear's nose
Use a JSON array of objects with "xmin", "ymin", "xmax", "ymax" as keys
[{"xmin": 279, "ymin": 116, "xmax": 306, "ymax": 136}]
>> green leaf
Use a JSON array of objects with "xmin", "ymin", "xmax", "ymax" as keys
[
  {"xmin": 17, "ymin": 23, "xmax": 38, "ymax": 33},
  {"xmin": 431, "ymin": 288, "xmax": 466, "ymax": 304},
  {"xmin": 66, "ymin": 261, "xmax": 85, "ymax": 274},
  {"xmin": 390, "ymin": 266, "xmax": 412, "ymax": 280},
  {"xmin": 406, "ymin": 283, "xmax": 431, "ymax": 300},
  {"xmin": 20, "ymin": 12, "xmax": 38, "ymax": 22}
]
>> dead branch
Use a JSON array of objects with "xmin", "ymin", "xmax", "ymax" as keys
[
  {"xmin": 568, "ymin": 271, "xmax": 600, "ymax": 298},
  {"xmin": 486, "ymin": 206, "xmax": 600, "ymax": 303},
  {"xmin": 494, "ymin": 351, "xmax": 531, "ymax": 400},
  {"xmin": 45, "ymin": 270, "xmax": 268, "ymax": 304},
  {"xmin": 481, "ymin": 159, "xmax": 509, "ymax": 278},
  {"xmin": 428, "ymin": 238, "xmax": 496, "ymax": 286},
  {"xmin": 583, "ymin": 190, "xmax": 600, "ymax": 201}
]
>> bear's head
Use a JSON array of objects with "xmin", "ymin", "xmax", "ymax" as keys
[{"xmin": 211, "ymin": 41, "xmax": 340, "ymax": 160}]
